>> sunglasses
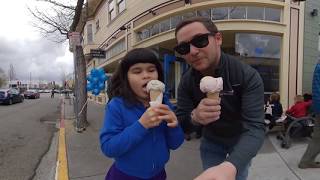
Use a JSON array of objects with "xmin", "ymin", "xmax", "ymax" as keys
[{"xmin": 174, "ymin": 32, "xmax": 217, "ymax": 55}]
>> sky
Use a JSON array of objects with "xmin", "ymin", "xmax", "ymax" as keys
[{"xmin": 0, "ymin": 0, "xmax": 74, "ymax": 84}]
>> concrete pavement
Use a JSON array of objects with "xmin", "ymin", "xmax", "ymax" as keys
[{"xmin": 60, "ymin": 97, "xmax": 320, "ymax": 180}]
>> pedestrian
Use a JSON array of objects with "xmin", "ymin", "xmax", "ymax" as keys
[
  {"xmin": 298, "ymin": 58, "xmax": 320, "ymax": 169},
  {"xmin": 51, "ymin": 88, "xmax": 54, "ymax": 98},
  {"xmin": 174, "ymin": 17, "xmax": 265, "ymax": 180},
  {"xmin": 100, "ymin": 48, "xmax": 184, "ymax": 179}
]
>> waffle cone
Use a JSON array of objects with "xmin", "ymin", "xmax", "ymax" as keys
[
  {"xmin": 150, "ymin": 90, "xmax": 162, "ymax": 102},
  {"xmin": 207, "ymin": 92, "xmax": 220, "ymax": 99}
]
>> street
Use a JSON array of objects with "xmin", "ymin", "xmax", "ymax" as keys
[{"xmin": 0, "ymin": 93, "xmax": 60, "ymax": 180}]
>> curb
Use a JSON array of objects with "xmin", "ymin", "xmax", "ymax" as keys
[{"xmin": 56, "ymin": 98, "xmax": 69, "ymax": 180}]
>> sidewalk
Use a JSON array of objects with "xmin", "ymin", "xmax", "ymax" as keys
[{"xmin": 62, "ymin": 97, "xmax": 320, "ymax": 180}]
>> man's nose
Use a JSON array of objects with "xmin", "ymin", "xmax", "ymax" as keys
[{"xmin": 189, "ymin": 44, "xmax": 199, "ymax": 55}]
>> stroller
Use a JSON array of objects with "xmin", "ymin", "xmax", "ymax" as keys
[{"xmin": 276, "ymin": 114, "xmax": 314, "ymax": 149}]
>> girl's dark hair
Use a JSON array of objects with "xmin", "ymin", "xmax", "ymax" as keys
[{"xmin": 107, "ymin": 48, "xmax": 163, "ymax": 105}]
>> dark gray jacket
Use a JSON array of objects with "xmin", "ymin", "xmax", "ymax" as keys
[{"xmin": 176, "ymin": 52, "xmax": 265, "ymax": 172}]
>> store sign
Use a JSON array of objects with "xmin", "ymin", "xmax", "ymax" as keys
[{"xmin": 90, "ymin": 49, "xmax": 106, "ymax": 58}]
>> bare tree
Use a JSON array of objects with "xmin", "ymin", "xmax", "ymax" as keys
[{"xmin": 28, "ymin": 0, "xmax": 88, "ymax": 131}]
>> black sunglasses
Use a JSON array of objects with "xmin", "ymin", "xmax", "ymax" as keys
[{"xmin": 174, "ymin": 32, "xmax": 216, "ymax": 55}]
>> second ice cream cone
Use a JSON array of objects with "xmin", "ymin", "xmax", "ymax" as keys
[{"xmin": 207, "ymin": 92, "xmax": 220, "ymax": 99}]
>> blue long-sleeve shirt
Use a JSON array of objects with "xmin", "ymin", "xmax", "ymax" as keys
[
  {"xmin": 313, "ymin": 60, "xmax": 320, "ymax": 114},
  {"xmin": 100, "ymin": 96, "xmax": 184, "ymax": 178}
]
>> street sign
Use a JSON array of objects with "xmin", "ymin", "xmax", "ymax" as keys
[{"xmin": 90, "ymin": 49, "xmax": 106, "ymax": 58}]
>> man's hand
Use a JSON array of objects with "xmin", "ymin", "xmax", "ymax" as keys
[
  {"xmin": 194, "ymin": 162, "xmax": 237, "ymax": 180},
  {"xmin": 193, "ymin": 98, "xmax": 221, "ymax": 125}
]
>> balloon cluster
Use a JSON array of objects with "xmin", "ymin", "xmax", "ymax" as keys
[{"xmin": 86, "ymin": 68, "xmax": 108, "ymax": 96}]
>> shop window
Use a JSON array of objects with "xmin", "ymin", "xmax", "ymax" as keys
[
  {"xmin": 247, "ymin": 6, "xmax": 264, "ymax": 20},
  {"xmin": 265, "ymin": 8, "xmax": 281, "ymax": 22},
  {"xmin": 235, "ymin": 33, "xmax": 281, "ymax": 92},
  {"xmin": 229, "ymin": 6, "xmax": 246, "ymax": 19},
  {"xmin": 212, "ymin": 7, "xmax": 228, "ymax": 20}
]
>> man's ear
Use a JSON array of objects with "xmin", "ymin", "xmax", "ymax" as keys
[{"xmin": 214, "ymin": 32, "xmax": 222, "ymax": 45}]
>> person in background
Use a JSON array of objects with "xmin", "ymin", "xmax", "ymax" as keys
[
  {"xmin": 286, "ymin": 95, "xmax": 311, "ymax": 118},
  {"xmin": 174, "ymin": 17, "xmax": 265, "ymax": 180},
  {"xmin": 299, "ymin": 59, "xmax": 320, "ymax": 169},
  {"xmin": 100, "ymin": 48, "xmax": 184, "ymax": 179},
  {"xmin": 265, "ymin": 92, "xmax": 283, "ymax": 130},
  {"xmin": 51, "ymin": 88, "xmax": 55, "ymax": 98}
]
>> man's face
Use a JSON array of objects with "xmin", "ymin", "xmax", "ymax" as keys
[{"xmin": 176, "ymin": 22, "xmax": 222, "ymax": 74}]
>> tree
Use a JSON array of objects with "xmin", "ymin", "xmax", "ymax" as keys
[
  {"xmin": 0, "ymin": 67, "xmax": 7, "ymax": 88},
  {"xmin": 28, "ymin": 0, "xmax": 88, "ymax": 131}
]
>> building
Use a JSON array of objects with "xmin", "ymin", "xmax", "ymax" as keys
[{"xmin": 79, "ymin": 0, "xmax": 319, "ymax": 108}]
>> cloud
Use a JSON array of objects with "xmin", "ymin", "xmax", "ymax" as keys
[{"xmin": 0, "ymin": 36, "xmax": 73, "ymax": 83}]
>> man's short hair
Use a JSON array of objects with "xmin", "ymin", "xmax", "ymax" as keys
[{"xmin": 175, "ymin": 17, "xmax": 219, "ymax": 37}]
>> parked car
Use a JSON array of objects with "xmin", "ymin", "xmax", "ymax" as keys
[
  {"xmin": 0, "ymin": 88, "xmax": 24, "ymax": 105},
  {"xmin": 24, "ymin": 90, "xmax": 40, "ymax": 99}
]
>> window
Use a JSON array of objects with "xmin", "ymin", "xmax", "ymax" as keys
[
  {"xmin": 229, "ymin": 6, "xmax": 246, "ymax": 19},
  {"xmin": 117, "ymin": 0, "xmax": 125, "ymax": 13},
  {"xmin": 95, "ymin": 20, "xmax": 100, "ymax": 32},
  {"xmin": 86, "ymin": 24, "xmax": 93, "ymax": 44},
  {"xmin": 235, "ymin": 33, "xmax": 281, "ymax": 92},
  {"xmin": 212, "ymin": 7, "xmax": 228, "ymax": 20},
  {"xmin": 108, "ymin": 0, "xmax": 116, "ymax": 21},
  {"xmin": 159, "ymin": 19, "xmax": 170, "ymax": 33},
  {"xmin": 197, "ymin": 9, "xmax": 211, "ymax": 18},
  {"xmin": 170, "ymin": 16, "xmax": 183, "ymax": 29},
  {"xmin": 265, "ymin": 8, "xmax": 281, "ymax": 22},
  {"xmin": 247, "ymin": 7, "xmax": 264, "ymax": 20}
]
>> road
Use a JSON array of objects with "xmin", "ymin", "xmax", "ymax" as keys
[{"xmin": 0, "ymin": 93, "xmax": 60, "ymax": 180}]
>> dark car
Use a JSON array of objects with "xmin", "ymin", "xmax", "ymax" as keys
[
  {"xmin": 0, "ymin": 88, "xmax": 24, "ymax": 105},
  {"xmin": 24, "ymin": 90, "xmax": 40, "ymax": 99}
]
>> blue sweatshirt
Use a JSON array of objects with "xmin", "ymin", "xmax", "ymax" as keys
[{"xmin": 100, "ymin": 96, "xmax": 184, "ymax": 178}]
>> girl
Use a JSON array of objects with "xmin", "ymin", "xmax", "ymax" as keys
[
  {"xmin": 265, "ymin": 92, "xmax": 283, "ymax": 129},
  {"xmin": 100, "ymin": 48, "xmax": 184, "ymax": 180}
]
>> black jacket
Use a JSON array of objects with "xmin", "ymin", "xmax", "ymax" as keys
[{"xmin": 176, "ymin": 52, "xmax": 265, "ymax": 172}]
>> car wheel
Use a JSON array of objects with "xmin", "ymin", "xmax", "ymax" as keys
[{"xmin": 9, "ymin": 99, "xmax": 13, "ymax": 105}]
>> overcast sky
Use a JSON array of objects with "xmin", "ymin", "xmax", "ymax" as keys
[{"xmin": 0, "ymin": 0, "xmax": 73, "ymax": 83}]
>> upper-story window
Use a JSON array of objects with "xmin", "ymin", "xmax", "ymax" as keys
[
  {"xmin": 96, "ymin": 20, "xmax": 100, "ymax": 33},
  {"xmin": 108, "ymin": 0, "xmax": 116, "ymax": 21},
  {"xmin": 87, "ymin": 24, "xmax": 93, "ymax": 44},
  {"xmin": 117, "ymin": 0, "xmax": 125, "ymax": 14}
]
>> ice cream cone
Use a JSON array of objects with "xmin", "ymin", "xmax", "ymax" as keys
[
  {"xmin": 150, "ymin": 90, "xmax": 162, "ymax": 101},
  {"xmin": 207, "ymin": 92, "xmax": 220, "ymax": 99}
]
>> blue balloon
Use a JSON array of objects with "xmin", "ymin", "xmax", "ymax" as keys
[
  {"xmin": 86, "ymin": 83, "xmax": 93, "ymax": 91},
  {"xmin": 93, "ymin": 88, "xmax": 100, "ymax": 95},
  {"xmin": 98, "ymin": 83, "xmax": 105, "ymax": 90},
  {"xmin": 92, "ymin": 77, "xmax": 99, "ymax": 83},
  {"xmin": 86, "ymin": 74, "xmax": 92, "ymax": 81},
  {"xmin": 90, "ymin": 68, "xmax": 98, "ymax": 76},
  {"xmin": 99, "ymin": 74, "xmax": 107, "ymax": 81},
  {"xmin": 97, "ymin": 68, "xmax": 105, "ymax": 76}
]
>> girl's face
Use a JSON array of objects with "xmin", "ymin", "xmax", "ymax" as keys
[{"xmin": 127, "ymin": 63, "xmax": 159, "ymax": 105}]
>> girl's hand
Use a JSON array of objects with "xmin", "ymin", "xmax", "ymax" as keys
[
  {"xmin": 153, "ymin": 104, "xmax": 179, "ymax": 128},
  {"xmin": 139, "ymin": 107, "xmax": 163, "ymax": 129}
]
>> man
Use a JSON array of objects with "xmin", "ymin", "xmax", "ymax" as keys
[
  {"xmin": 174, "ymin": 17, "xmax": 265, "ymax": 180},
  {"xmin": 298, "ymin": 59, "xmax": 320, "ymax": 169}
]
